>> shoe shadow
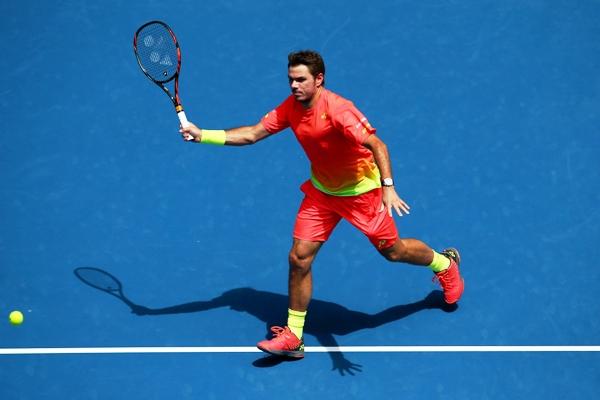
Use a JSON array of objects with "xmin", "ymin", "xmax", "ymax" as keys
[{"xmin": 74, "ymin": 268, "xmax": 457, "ymax": 376}]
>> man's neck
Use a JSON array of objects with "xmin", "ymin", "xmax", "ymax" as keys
[{"xmin": 301, "ymin": 86, "xmax": 323, "ymax": 109}]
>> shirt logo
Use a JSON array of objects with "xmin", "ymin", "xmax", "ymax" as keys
[
  {"xmin": 356, "ymin": 117, "xmax": 373, "ymax": 134},
  {"xmin": 321, "ymin": 112, "xmax": 328, "ymax": 120},
  {"xmin": 356, "ymin": 118, "xmax": 371, "ymax": 128}
]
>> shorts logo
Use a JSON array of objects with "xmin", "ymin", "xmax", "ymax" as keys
[{"xmin": 377, "ymin": 239, "xmax": 387, "ymax": 249}]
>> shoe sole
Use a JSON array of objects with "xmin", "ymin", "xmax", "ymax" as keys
[{"xmin": 256, "ymin": 345, "xmax": 304, "ymax": 359}]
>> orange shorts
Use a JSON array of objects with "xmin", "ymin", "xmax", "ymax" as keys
[{"xmin": 293, "ymin": 180, "xmax": 398, "ymax": 249}]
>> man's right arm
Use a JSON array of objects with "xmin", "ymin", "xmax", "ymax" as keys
[{"xmin": 179, "ymin": 121, "xmax": 272, "ymax": 146}]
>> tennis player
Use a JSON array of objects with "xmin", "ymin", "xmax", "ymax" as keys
[{"xmin": 180, "ymin": 50, "xmax": 464, "ymax": 359}]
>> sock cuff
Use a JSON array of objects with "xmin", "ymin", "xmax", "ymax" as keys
[
  {"xmin": 288, "ymin": 308, "xmax": 307, "ymax": 317},
  {"xmin": 429, "ymin": 250, "xmax": 451, "ymax": 273}
]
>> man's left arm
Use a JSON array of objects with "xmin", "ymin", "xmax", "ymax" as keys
[{"xmin": 363, "ymin": 134, "xmax": 411, "ymax": 217}]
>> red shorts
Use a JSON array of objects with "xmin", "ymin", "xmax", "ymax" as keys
[{"xmin": 293, "ymin": 180, "xmax": 399, "ymax": 249}]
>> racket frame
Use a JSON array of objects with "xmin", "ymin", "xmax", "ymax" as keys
[{"xmin": 133, "ymin": 20, "xmax": 189, "ymax": 128}]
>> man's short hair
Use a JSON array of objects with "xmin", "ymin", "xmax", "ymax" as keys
[{"xmin": 288, "ymin": 50, "xmax": 325, "ymax": 85}]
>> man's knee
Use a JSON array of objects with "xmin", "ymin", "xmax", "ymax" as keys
[
  {"xmin": 379, "ymin": 239, "xmax": 408, "ymax": 262},
  {"xmin": 289, "ymin": 240, "xmax": 320, "ymax": 273},
  {"xmin": 289, "ymin": 251, "xmax": 310, "ymax": 269}
]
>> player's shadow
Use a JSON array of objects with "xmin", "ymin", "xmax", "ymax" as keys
[{"xmin": 75, "ymin": 268, "xmax": 457, "ymax": 376}]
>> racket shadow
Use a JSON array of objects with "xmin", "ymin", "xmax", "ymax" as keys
[
  {"xmin": 73, "ymin": 267, "xmax": 457, "ymax": 376},
  {"xmin": 73, "ymin": 267, "xmax": 146, "ymax": 314}
]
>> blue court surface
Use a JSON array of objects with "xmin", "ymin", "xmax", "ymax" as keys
[{"xmin": 1, "ymin": 1, "xmax": 599, "ymax": 399}]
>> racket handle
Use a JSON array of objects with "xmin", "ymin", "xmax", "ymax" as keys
[
  {"xmin": 177, "ymin": 110, "xmax": 190, "ymax": 128},
  {"xmin": 176, "ymin": 107, "xmax": 193, "ymax": 141}
]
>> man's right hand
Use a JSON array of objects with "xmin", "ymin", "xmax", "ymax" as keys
[{"xmin": 179, "ymin": 122, "xmax": 202, "ymax": 142}]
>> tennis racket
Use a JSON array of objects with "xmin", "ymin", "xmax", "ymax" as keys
[{"xmin": 133, "ymin": 20, "xmax": 191, "ymax": 138}]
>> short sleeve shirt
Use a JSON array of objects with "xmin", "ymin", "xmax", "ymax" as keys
[{"xmin": 261, "ymin": 88, "xmax": 381, "ymax": 196}]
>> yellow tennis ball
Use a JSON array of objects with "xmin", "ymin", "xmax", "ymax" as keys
[{"xmin": 9, "ymin": 311, "xmax": 24, "ymax": 325}]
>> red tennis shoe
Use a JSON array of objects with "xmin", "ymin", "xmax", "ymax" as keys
[
  {"xmin": 257, "ymin": 326, "xmax": 305, "ymax": 358},
  {"xmin": 434, "ymin": 248, "xmax": 464, "ymax": 304}
]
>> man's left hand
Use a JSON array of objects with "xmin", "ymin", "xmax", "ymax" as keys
[{"xmin": 381, "ymin": 186, "xmax": 410, "ymax": 217}]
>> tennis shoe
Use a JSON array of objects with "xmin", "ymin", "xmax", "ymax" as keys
[
  {"xmin": 434, "ymin": 248, "xmax": 464, "ymax": 304},
  {"xmin": 257, "ymin": 326, "xmax": 304, "ymax": 358}
]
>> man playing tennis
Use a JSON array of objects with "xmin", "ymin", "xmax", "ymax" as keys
[{"xmin": 180, "ymin": 50, "xmax": 464, "ymax": 359}]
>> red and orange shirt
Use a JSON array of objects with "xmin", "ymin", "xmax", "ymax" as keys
[{"xmin": 261, "ymin": 88, "xmax": 381, "ymax": 196}]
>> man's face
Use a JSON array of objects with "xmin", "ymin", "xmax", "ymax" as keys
[{"xmin": 288, "ymin": 64, "xmax": 323, "ymax": 105}]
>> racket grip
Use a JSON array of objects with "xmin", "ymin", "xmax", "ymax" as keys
[{"xmin": 177, "ymin": 110, "xmax": 190, "ymax": 128}]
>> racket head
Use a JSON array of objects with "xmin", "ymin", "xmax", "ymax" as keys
[
  {"xmin": 74, "ymin": 267, "xmax": 123, "ymax": 294},
  {"xmin": 133, "ymin": 20, "xmax": 181, "ymax": 84}
]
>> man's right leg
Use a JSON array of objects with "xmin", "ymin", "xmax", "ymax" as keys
[
  {"xmin": 256, "ymin": 239, "xmax": 322, "ymax": 358},
  {"xmin": 257, "ymin": 181, "xmax": 340, "ymax": 358},
  {"xmin": 288, "ymin": 239, "xmax": 323, "ymax": 312}
]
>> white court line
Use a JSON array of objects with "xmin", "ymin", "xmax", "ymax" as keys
[{"xmin": 1, "ymin": 346, "xmax": 600, "ymax": 355}]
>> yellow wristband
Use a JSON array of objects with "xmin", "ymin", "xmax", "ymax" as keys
[{"xmin": 200, "ymin": 129, "xmax": 226, "ymax": 145}]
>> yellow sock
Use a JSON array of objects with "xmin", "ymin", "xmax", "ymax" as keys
[
  {"xmin": 287, "ymin": 308, "xmax": 307, "ymax": 339},
  {"xmin": 429, "ymin": 250, "xmax": 450, "ymax": 273}
]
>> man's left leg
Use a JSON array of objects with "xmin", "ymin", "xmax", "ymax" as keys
[
  {"xmin": 379, "ymin": 239, "xmax": 464, "ymax": 304},
  {"xmin": 378, "ymin": 237, "xmax": 435, "ymax": 265},
  {"xmin": 339, "ymin": 188, "xmax": 464, "ymax": 304}
]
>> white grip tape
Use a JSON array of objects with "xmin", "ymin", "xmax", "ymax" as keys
[{"xmin": 177, "ymin": 111, "xmax": 189, "ymax": 128}]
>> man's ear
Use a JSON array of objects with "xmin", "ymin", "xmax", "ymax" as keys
[{"xmin": 315, "ymin": 72, "xmax": 324, "ymax": 87}]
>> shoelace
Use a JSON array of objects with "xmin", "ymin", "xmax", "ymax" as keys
[
  {"xmin": 269, "ymin": 326, "xmax": 288, "ymax": 337},
  {"xmin": 268, "ymin": 326, "xmax": 301, "ymax": 346}
]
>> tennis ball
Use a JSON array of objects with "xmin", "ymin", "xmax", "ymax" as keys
[{"xmin": 9, "ymin": 311, "xmax": 24, "ymax": 326}]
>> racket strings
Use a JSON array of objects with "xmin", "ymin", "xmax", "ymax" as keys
[{"xmin": 135, "ymin": 23, "xmax": 179, "ymax": 82}]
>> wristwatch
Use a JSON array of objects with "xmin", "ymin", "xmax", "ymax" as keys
[{"xmin": 381, "ymin": 178, "xmax": 394, "ymax": 187}]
